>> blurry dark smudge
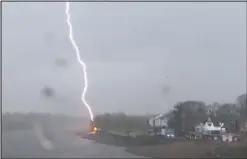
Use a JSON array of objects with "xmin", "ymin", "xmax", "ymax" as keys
[
  {"xmin": 41, "ymin": 86, "xmax": 55, "ymax": 98},
  {"xmin": 55, "ymin": 58, "xmax": 68, "ymax": 67}
]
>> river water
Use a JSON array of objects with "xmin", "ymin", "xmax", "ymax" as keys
[{"xmin": 2, "ymin": 130, "xmax": 143, "ymax": 158}]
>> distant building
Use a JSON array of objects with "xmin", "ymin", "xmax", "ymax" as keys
[
  {"xmin": 148, "ymin": 114, "xmax": 168, "ymax": 128},
  {"xmin": 240, "ymin": 121, "xmax": 247, "ymax": 142},
  {"xmin": 240, "ymin": 121, "xmax": 247, "ymax": 131},
  {"xmin": 222, "ymin": 133, "xmax": 235, "ymax": 142},
  {"xmin": 193, "ymin": 118, "xmax": 225, "ymax": 139},
  {"xmin": 146, "ymin": 114, "xmax": 169, "ymax": 136}
]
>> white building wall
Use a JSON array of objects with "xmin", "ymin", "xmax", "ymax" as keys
[
  {"xmin": 155, "ymin": 118, "xmax": 161, "ymax": 126},
  {"xmin": 149, "ymin": 117, "xmax": 168, "ymax": 127},
  {"xmin": 149, "ymin": 118, "xmax": 154, "ymax": 127}
]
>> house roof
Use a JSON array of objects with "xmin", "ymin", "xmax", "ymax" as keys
[
  {"xmin": 202, "ymin": 117, "xmax": 222, "ymax": 127},
  {"xmin": 148, "ymin": 114, "xmax": 165, "ymax": 120},
  {"xmin": 154, "ymin": 114, "xmax": 167, "ymax": 120}
]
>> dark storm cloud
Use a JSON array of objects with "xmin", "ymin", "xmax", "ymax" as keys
[{"xmin": 2, "ymin": 2, "xmax": 246, "ymax": 116}]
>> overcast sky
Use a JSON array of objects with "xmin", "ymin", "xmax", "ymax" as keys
[{"xmin": 2, "ymin": 2, "xmax": 246, "ymax": 117}]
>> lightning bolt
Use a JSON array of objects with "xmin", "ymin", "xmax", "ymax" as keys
[{"xmin": 65, "ymin": 2, "xmax": 94, "ymax": 121}]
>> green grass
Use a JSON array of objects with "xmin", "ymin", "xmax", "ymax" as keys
[{"xmin": 206, "ymin": 144, "xmax": 247, "ymax": 158}]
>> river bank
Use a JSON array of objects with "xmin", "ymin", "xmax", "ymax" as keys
[
  {"xmin": 125, "ymin": 140, "xmax": 215, "ymax": 158},
  {"xmin": 125, "ymin": 140, "xmax": 247, "ymax": 158},
  {"xmin": 81, "ymin": 129, "xmax": 247, "ymax": 158},
  {"xmin": 82, "ymin": 131, "xmax": 215, "ymax": 157},
  {"xmin": 83, "ymin": 133, "xmax": 246, "ymax": 158}
]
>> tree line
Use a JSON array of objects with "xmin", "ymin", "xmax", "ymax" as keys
[
  {"xmin": 93, "ymin": 93, "xmax": 246, "ymax": 134},
  {"xmin": 167, "ymin": 93, "xmax": 246, "ymax": 136},
  {"xmin": 2, "ymin": 94, "xmax": 246, "ymax": 134},
  {"xmin": 94, "ymin": 112, "xmax": 151, "ymax": 131}
]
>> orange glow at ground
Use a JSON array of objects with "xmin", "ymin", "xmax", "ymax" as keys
[{"xmin": 89, "ymin": 126, "xmax": 99, "ymax": 134}]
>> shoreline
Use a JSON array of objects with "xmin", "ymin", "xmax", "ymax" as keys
[
  {"xmin": 83, "ymin": 133, "xmax": 246, "ymax": 158},
  {"xmin": 124, "ymin": 140, "xmax": 215, "ymax": 158},
  {"xmin": 82, "ymin": 132, "xmax": 214, "ymax": 158},
  {"xmin": 125, "ymin": 141, "xmax": 247, "ymax": 158}
]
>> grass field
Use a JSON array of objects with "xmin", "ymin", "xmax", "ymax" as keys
[{"xmin": 125, "ymin": 140, "xmax": 247, "ymax": 158}]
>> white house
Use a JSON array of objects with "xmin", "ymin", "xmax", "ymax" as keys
[
  {"xmin": 148, "ymin": 114, "xmax": 168, "ymax": 128},
  {"xmin": 146, "ymin": 114, "xmax": 169, "ymax": 136},
  {"xmin": 195, "ymin": 118, "xmax": 225, "ymax": 137}
]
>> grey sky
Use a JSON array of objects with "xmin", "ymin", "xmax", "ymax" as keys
[{"xmin": 2, "ymin": 2, "xmax": 246, "ymax": 117}]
